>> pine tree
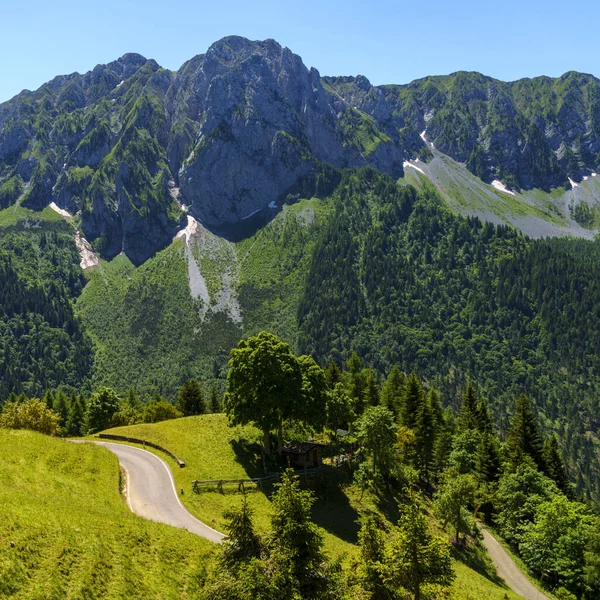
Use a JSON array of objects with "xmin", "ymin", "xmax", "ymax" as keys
[
  {"xmin": 357, "ymin": 513, "xmax": 387, "ymax": 599},
  {"xmin": 458, "ymin": 381, "xmax": 480, "ymax": 431},
  {"xmin": 476, "ymin": 395, "xmax": 493, "ymax": 434},
  {"xmin": 402, "ymin": 372, "xmax": 424, "ymax": 430},
  {"xmin": 381, "ymin": 366, "xmax": 405, "ymax": 420},
  {"xmin": 52, "ymin": 390, "xmax": 69, "ymax": 433},
  {"xmin": 475, "ymin": 433, "xmax": 502, "ymax": 483},
  {"xmin": 543, "ymin": 435, "xmax": 572, "ymax": 497},
  {"xmin": 269, "ymin": 470, "xmax": 332, "ymax": 600},
  {"xmin": 221, "ymin": 496, "xmax": 263, "ymax": 571},
  {"xmin": 209, "ymin": 385, "xmax": 221, "ymax": 413},
  {"xmin": 415, "ymin": 395, "xmax": 437, "ymax": 481},
  {"xmin": 506, "ymin": 394, "xmax": 544, "ymax": 471},
  {"xmin": 347, "ymin": 353, "xmax": 366, "ymax": 414},
  {"xmin": 428, "ymin": 389, "xmax": 444, "ymax": 430},
  {"xmin": 384, "ymin": 495, "xmax": 455, "ymax": 599},
  {"xmin": 362, "ymin": 368, "xmax": 380, "ymax": 407},
  {"xmin": 176, "ymin": 379, "xmax": 204, "ymax": 416},
  {"xmin": 42, "ymin": 389, "xmax": 55, "ymax": 408},
  {"xmin": 324, "ymin": 361, "xmax": 342, "ymax": 389},
  {"xmin": 66, "ymin": 394, "xmax": 87, "ymax": 437}
]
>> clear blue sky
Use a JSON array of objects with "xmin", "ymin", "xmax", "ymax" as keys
[{"xmin": 1, "ymin": 0, "xmax": 597, "ymax": 103}]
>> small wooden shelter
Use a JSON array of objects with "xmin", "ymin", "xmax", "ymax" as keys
[{"xmin": 281, "ymin": 441, "xmax": 322, "ymax": 469}]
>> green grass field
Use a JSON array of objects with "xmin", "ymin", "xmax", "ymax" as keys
[
  {"xmin": 102, "ymin": 415, "xmax": 521, "ymax": 600},
  {"xmin": 0, "ymin": 429, "xmax": 215, "ymax": 600}
]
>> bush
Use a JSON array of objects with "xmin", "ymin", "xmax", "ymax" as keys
[
  {"xmin": 0, "ymin": 398, "xmax": 62, "ymax": 436},
  {"xmin": 142, "ymin": 400, "xmax": 182, "ymax": 424}
]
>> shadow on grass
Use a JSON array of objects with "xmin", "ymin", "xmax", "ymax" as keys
[
  {"xmin": 310, "ymin": 469, "xmax": 360, "ymax": 545},
  {"xmin": 452, "ymin": 540, "xmax": 508, "ymax": 588},
  {"xmin": 231, "ymin": 438, "xmax": 264, "ymax": 478}
]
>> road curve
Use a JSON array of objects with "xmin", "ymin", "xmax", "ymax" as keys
[
  {"xmin": 480, "ymin": 526, "xmax": 550, "ymax": 600},
  {"xmin": 76, "ymin": 440, "xmax": 225, "ymax": 543}
]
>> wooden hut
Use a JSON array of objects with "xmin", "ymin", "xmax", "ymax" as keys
[{"xmin": 281, "ymin": 441, "xmax": 322, "ymax": 469}]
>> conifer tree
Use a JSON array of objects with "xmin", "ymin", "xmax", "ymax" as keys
[
  {"xmin": 176, "ymin": 379, "xmax": 205, "ymax": 416},
  {"xmin": 209, "ymin": 385, "xmax": 221, "ymax": 413},
  {"xmin": 52, "ymin": 390, "xmax": 69, "ymax": 433},
  {"xmin": 269, "ymin": 470, "xmax": 332, "ymax": 600},
  {"xmin": 384, "ymin": 495, "xmax": 455, "ymax": 599},
  {"xmin": 357, "ymin": 513, "xmax": 387, "ymax": 599},
  {"xmin": 221, "ymin": 496, "xmax": 263, "ymax": 571},
  {"xmin": 347, "ymin": 353, "xmax": 366, "ymax": 414},
  {"xmin": 506, "ymin": 394, "xmax": 544, "ymax": 471},
  {"xmin": 381, "ymin": 366, "xmax": 405, "ymax": 420},
  {"xmin": 415, "ymin": 395, "xmax": 437, "ymax": 481},
  {"xmin": 428, "ymin": 389, "xmax": 444, "ymax": 430},
  {"xmin": 66, "ymin": 394, "xmax": 86, "ymax": 436},
  {"xmin": 475, "ymin": 433, "xmax": 502, "ymax": 483},
  {"xmin": 543, "ymin": 435, "xmax": 572, "ymax": 497},
  {"xmin": 402, "ymin": 372, "xmax": 424, "ymax": 430},
  {"xmin": 42, "ymin": 389, "xmax": 55, "ymax": 408},
  {"xmin": 324, "ymin": 361, "xmax": 342, "ymax": 389},
  {"xmin": 458, "ymin": 381, "xmax": 480, "ymax": 431},
  {"xmin": 362, "ymin": 368, "xmax": 380, "ymax": 407}
]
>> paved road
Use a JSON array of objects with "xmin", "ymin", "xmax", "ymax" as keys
[
  {"xmin": 480, "ymin": 527, "xmax": 550, "ymax": 600},
  {"xmin": 77, "ymin": 441, "xmax": 225, "ymax": 543}
]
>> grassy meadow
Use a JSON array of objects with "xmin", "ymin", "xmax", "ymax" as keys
[{"xmin": 0, "ymin": 429, "xmax": 215, "ymax": 600}]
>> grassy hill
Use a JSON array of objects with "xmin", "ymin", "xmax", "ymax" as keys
[
  {"xmin": 102, "ymin": 415, "xmax": 521, "ymax": 600},
  {"xmin": 0, "ymin": 429, "xmax": 215, "ymax": 599}
]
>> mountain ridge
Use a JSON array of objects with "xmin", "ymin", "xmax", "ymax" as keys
[{"xmin": 1, "ymin": 36, "xmax": 600, "ymax": 265}]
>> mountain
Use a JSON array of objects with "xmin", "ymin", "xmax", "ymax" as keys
[
  {"xmin": 1, "ymin": 38, "xmax": 600, "ymax": 500},
  {"xmin": 2, "ymin": 37, "xmax": 600, "ymax": 265}
]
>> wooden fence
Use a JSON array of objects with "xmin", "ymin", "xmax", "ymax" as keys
[
  {"xmin": 192, "ymin": 467, "xmax": 323, "ymax": 494},
  {"xmin": 96, "ymin": 433, "xmax": 186, "ymax": 468}
]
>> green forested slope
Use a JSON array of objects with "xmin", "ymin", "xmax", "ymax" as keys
[
  {"xmin": 0, "ymin": 213, "xmax": 92, "ymax": 399},
  {"xmin": 298, "ymin": 169, "xmax": 600, "ymax": 498}
]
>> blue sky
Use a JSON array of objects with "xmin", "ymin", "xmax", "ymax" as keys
[{"xmin": 1, "ymin": 0, "xmax": 598, "ymax": 103}]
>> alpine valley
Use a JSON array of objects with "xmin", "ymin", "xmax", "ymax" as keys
[{"xmin": 2, "ymin": 34, "xmax": 600, "ymax": 508}]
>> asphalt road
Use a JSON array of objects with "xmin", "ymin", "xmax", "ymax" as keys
[
  {"xmin": 480, "ymin": 527, "xmax": 550, "ymax": 600},
  {"xmin": 81, "ymin": 441, "xmax": 225, "ymax": 543}
]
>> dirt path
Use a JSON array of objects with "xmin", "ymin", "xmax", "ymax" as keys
[
  {"xmin": 75, "ymin": 440, "xmax": 225, "ymax": 543},
  {"xmin": 480, "ymin": 527, "xmax": 551, "ymax": 600}
]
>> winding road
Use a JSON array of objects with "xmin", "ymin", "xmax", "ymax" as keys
[
  {"xmin": 79, "ymin": 441, "xmax": 224, "ymax": 543},
  {"xmin": 480, "ymin": 526, "xmax": 551, "ymax": 600},
  {"xmin": 77, "ymin": 441, "xmax": 550, "ymax": 598}
]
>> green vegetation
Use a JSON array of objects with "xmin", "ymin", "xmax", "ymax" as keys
[
  {"xmin": 0, "ymin": 429, "xmax": 214, "ymax": 598},
  {"xmin": 298, "ymin": 169, "xmax": 600, "ymax": 499},
  {"xmin": 0, "ymin": 219, "xmax": 92, "ymax": 399}
]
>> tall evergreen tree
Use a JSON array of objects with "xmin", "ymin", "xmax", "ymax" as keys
[
  {"xmin": 209, "ymin": 385, "xmax": 221, "ymax": 413},
  {"xmin": 381, "ymin": 366, "xmax": 405, "ymax": 420},
  {"xmin": 357, "ymin": 513, "xmax": 387, "ymax": 599},
  {"xmin": 347, "ymin": 353, "xmax": 366, "ymax": 414},
  {"xmin": 401, "ymin": 372, "xmax": 424, "ymax": 430},
  {"xmin": 362, "ymin": 369, "xmax": 380, "ymax": 407},
  {"xmin": 506, "ymin": 394, "xmax": 545, "ymax": 471},
  {"xmin": 220, "ymin": 496, "xmax": 263, "ymax": 571},
  {"xmin": 176, "ymin": 379, "xmax": 205, "ymax": 416},
  {"xmin": 458, "ymin": 381, "xmax": 480, "ymax": 431},
  {"xmin": 65, "ymin": 394, "xmax": 86, "ymax": 437},
  {"xmin": 52, "ymin": 390, "xmax": 69, "ymax": 433},
  {"xmin": 475, "ymin": 433, "xmax": 502, "ymax": 483},
  {"xmin": 415, "ymin": 395, "xmax": 437, "ymax": 481},
  {"xmin": 543, "ymin": 435, "xmax": 572, "ymax": 497}
]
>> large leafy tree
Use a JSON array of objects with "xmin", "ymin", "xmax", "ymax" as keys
[
  {"xmin": 434, "ymin": 471, "xmax": 477, "ymax": 544},
  {"xmin": 355, "ymin": 405, "xmax": 398, "ymax": 482},
  {"xmin": 224, "ymin": 332, "xmax": 326, "ymax": 455}
]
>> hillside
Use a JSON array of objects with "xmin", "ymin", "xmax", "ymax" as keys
[
  {"xmin": 100, "ymin": 414, "xmax": 523, "ymax": 600},
  {"xmin": 0, "ymin": 429, "xmax": 214, "ymax": 599}
]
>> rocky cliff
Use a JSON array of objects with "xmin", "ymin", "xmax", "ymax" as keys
[{"xmin": 1, "ymin": 37, "xmax": 599, "ymax": 263}]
